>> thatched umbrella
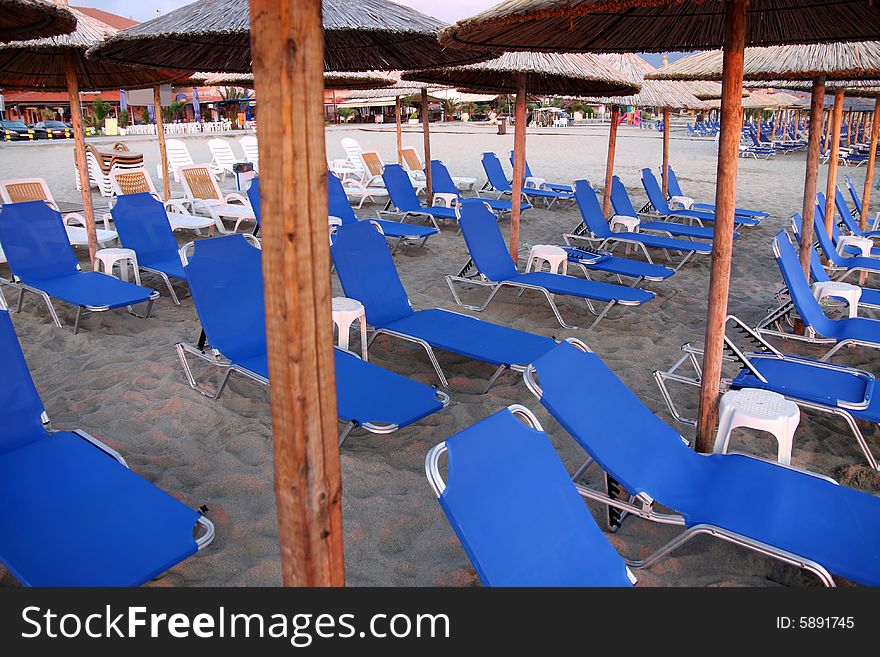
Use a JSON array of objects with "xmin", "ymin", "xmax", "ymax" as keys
[
  {"xmin": 587, "ymin": 53, "xmax": 708, "ymax": 200},
  {"xmin": 201, "ymin": 70, "xmax": 396, "ymax": 90},
  {"xmin": 88, "ymin": 0, "xmax": 491, "ymax": 73},
  {"xmin": 404, "ymin": 51, "xmax": 638, "ymax": 262},
  {"xmin": 439, "ymin": 0, "xmax": 880, "ymax": 455},
  {"xmin": 0, "ymin": 0, "xmax": 75, "ymax": 42},
  {"xmin": 0, "ymin": 6, "xmax": 188, "ymax": 262}
]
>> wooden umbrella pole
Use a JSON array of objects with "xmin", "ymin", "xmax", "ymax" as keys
[
  {"xmin": 824, "ymin": 107, "xmax": 832, "ymax": 150},
  {"xmin": 661, "ymin": 107, "xmax": 670, "ymax": 197},
  {"xmin": 846, "ymin": 110, "xmax": 853, "ymax": 146},
  {"xmin": 64, "ymin": 52, "xmax": 98, "ymax": 265},
  {"xmin": 824, "ymin": 90, "xmax": 845, "ymax": 235},
  {"xmin": 861, "ymin": 96, "xmax": 880, "ymax": 230},
  {"xmin": 510, "ymin": 73, "xmax": 527, "ymax": 264},
  {"xmin": 695, "ymin": 0, "xmax": 747, "ymax": 454},
  {"xmin": 798, "ymin": 76, "xmax": 826, "ymax": 277},
  {"xmin": 395, "ymin": 95, "xmax": 402, "ymax": 164},
  {"xmin": 602, "ymin": 105, "xmax": 620, "ymax": 217},
  {"xmin": 771, "ymin": 109, "xmax": 779, "ymax": 144},
  {"xmin": 249, "ymin": 0, "xmax": 344, "ymax": 587},
  {"xmin": 421, "ymin": 88, "xmax": 432, "ymax": 199},
  {"xmin": 154, "ymin": 85, "xmax": 170, "ymax": 201}
]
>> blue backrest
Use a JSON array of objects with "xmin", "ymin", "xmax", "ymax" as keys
[
  {"xmin": 382, "ymin": 164, "xmax": 421, "ymax": 213},
  {"xmin": 0, "ymin": 201, "xmax": 78, "ymax": 283},
  {"xmin": 185, "ymin": 235, "xmax": 266, "ymax": 363},
  {"xmin": 773, "ymin": 231, "xmax": 835, "ymax": 336},
  {"xmin": 439, "ymin": 407, "xmax": 633, "ymax": 587},
  {"xmin": 327, "ymin": 172, "xmax": 357, "ymax": 225},
  {"xmin": 0, "ymin": 310, "xmax": 47, "ymax": 453},
  {"xmin": 111, "ymin": 193, "xmax": 180, "ymax": 267},
  {"xmin": 508, "ymin": 150, "xmax": 534, "ymax": 179},
  {"xmin": 457, "ymin": 200, "xmax": 518, "ymax": 281},
  {"xmin": 835, "ymin": 187, "xmax": 855, "ymax": 222},
  {"xmin": 246, "ymin": 177, "xmax": 261, "ymax": 226},
  {"xmin": 574, "ymin": 180, "xmax": 612, "ymax": 238},
  {"xmin": 846, "ymin": 176, "xmax": 863, "ymax": 215},
  {"xmin": 533, "ymin": 342, "xmax": 710, "ymax": 512},
  {"xmin": 330, "ymin": 221, "xmax": 414, "ymax": 327},
  {"xmin": 666, "ymin": 166, "xmax": 684, "ymax": 198},
  {"xmin": 791, "ymin": 214, "xmax": 831, "ymax": 284},
  {"xmin": 641, "ymin": 168, "xmax": 672, "ymax": 213},
  {"xmin": 482, "ymin": 153, "xmax": 511, "ymax": 193},
  {"xmin": 429, "ymin": 160, "xmax": 460, "ymax": 197},
  {"xmin": 813, "ymin": 195, "xmax": 845, "ymax": 265},
  {"xmin": 609, "ymin": 176, "xmax": 639, "ymax": 218}
]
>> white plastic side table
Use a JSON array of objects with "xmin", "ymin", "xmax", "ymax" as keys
[
  {"xmin": 525, "ymin": 244, "xmax": 568, "ymax": 275},
  {"xmin": 94, "ymin": 248, "xmax": 141, "ymax": 285},
  {"xmin": 714, "ymin": 389, "xmax": 800, "ymax": 465},
  {"xmin": 332, "ymin": 296, "xmax": 368, "ymax": 360},
  {"xmin": 836, "ymin": 235, "xmax": 873, "ymax": 258},
  {"xmin": 610, "ymin": 215, "xmax": 640, "ymax": 233},
  {"xmin": 812, "ymin": 280, "xmax": 861, "ymax": 318},
  {"xmin": 669, "ymin": 195, "xmax": 694, "ymax": 210}
]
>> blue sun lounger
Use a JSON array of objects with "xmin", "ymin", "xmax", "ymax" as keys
[
  {"xmin": 799, "ymin": 208, "xmax": 880, "ymax": 281},
  {"xmin": 525, "ymin": 340, "xmax": 880, "ymax": 587},
  {"xmin": 111, "ymin": 192, "xmax": 187, "ymax": 305},
  {"xmin": 845, "ymin": 175, "xmax": 879, "ymax": 232},
  {"xmin": 566, "ymin": 180, "xmax": 711, "ymax": 271},
  {"xmin": 431, "ymin": 159, "xmax": 527, "ymax": 217},
  {"xmin": 0, "ymin": 308, "xmax": 213, "ymax": 586},
  {"xmin": 0, "ymin": 200, "xmax": 158, "ymax": 333},
  {"xmin": 758, "ymin": 231, "xmax": 880, "ymax": 361},
  {"xmin": 666, "ymin": 166, "xmax": 768, "ymax": 219},
  {"xmin": 332, "ymin": 220, "xmax": 576, "ymax": 390},
  {"xmin": 508, "ymin": 151, "xmax": 573, "ymax": 193},
  {"xmin": 818, "ymin": 192, "xmax": 880, "ymax": 258},
  {"xmin": 426, "ymin": 405, "xmax": 635, "ymax": 587},
  {"xmin": 447, "ymin": 200, "xmax": 654, "ymax": 330},
  {"xmin": 328, "ymin": 171, "xmax": 438, "ymax": 252},
  {"xmin": 640, "ymin": 169, "xmax": 760, "ymax": 229},
  {"xmin": 611, "ymin": 177, "xmax": 726, "ymax": 241},
  {"xmin": 176, "ymin": 234, "xmax": 448, "ymax": 443},
  {"xmin": 833, "ymin": 187, "xmax": 880, "ymax": 240},
  {"xmin": 381, "ymin": 163, "xmax": 458, "ymax": 230},
  {"xmin": 482, "ymin": 152, "xmax": 573, "ymax": 208}
]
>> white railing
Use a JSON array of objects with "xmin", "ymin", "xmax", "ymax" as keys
[{"xmin": 119, "ymin": 121, "xmax": 235, "ymax": 136}]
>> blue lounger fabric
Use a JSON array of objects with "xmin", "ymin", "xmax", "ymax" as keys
[
  {"xmin": 482, "ymin": 152, "xmax": 572, "ymax": 201},
  {"xmin": 0, "ymin": 310, "xmax": 201, "ymax": 586},
  {"xmin": 532, "ymin": 341, "xmax": 880, "ymax": 587},
  {"xmin": 439, "ymin": 408, "xmax": 633, "ymax": 587},
  {"xmin": 562, "ymin": 245, "xmax": 674, "ymax": 281},
  {"xmin": 0, "ymin": 200, "xmax": 154, "ymax": 309},
  {"xmin": 642, "ymin": 168, "xmax": 760, "ymax": 227},
  {"xmin": 667, "ymin": 167, "xmax": 767, "ymax": 219},
  {"xmin": 431, "ymin": 159, "xmax": 530, "ymax": 214},
  {"xmin": 508, "ymin": 151, "xmax": 573, "ymax": 193},
  {"xmin": 794, "ymin": 212, "xmax": 880, "ymax": 275},
  {"xmin": 382, "ymin": 164, "xmax": 458, "ymax": 222},
  {"xmin": 111, "ymin": 192, "xmax": 186, "ymax": 280}
]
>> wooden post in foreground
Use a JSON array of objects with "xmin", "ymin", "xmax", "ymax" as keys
[
  {"xmin": 603, "ymin": 105, "xmax": 620, "ymax": 217},
  {"xmin": 661, "ymin": 107, "xmax": 670, "ymax": 197},
  {"xmin": 249, "ymin": 0, "xmax": 344, "ymax": 587},
  {"xmin": 64, "ymin": 52, "xmax": 98, "ymax": 264},
  {"xmin": 798, "ymin": 76, "xmax": 826, "ymax": 278},
  {"xmin": 824, "ymin": 90, "xmax": 845, "ymax": 234},
  {"xmin": 510, "ymin": 73, "xmax": 527, "ymax": 264},
  {"xmin": 395, "ymin": 95, "xmax": 403, "ymax": 164},
  {"xmin": 153, "ymin": 85, "xmax": 170, "ymax": 201},
  {"xmin": 695, "ymin": 0, "xmax": 747, "ymax": 454},
  {"xmin": 420, "ymin": 89, "xmax": 432, "ymax": 199},
  {"xmin": 861, "ymin": 97, "xmax": 880, "ymax": 230}
]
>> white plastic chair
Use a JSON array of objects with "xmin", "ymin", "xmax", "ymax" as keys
[
  {"xmin": 158, "ymin": 139, "xmax": 196, "ymax": 182},
  {"xmin": 240, "ymin": 136, "xmax": 259, "ymax": 173},
  {"xmin": 207, "ymin": 139, "xmax": 239, "ymax": 181},
  {"xmin": 178, "ymin": 164, "xmax": 256, "ymax": 233},
  {"xmin": 0, "ymin": 177, "xmax": 117, "ymax": 247},
  {"xmin": 329, "ymin": 137, "xmax": 366, "ymax": 182},
  {"xmin": 401, "ymin": 147, "xmax": 473, "ymax": 192}
]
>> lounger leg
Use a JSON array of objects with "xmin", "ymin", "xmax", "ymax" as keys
[
  {"xmin": 159, "ymin": 273, "xmax": 181, "ymax": 305},
  {"xmin": 821, "ymin": 340, "xmax": 851, "ymax": 361},
  {"xmin": 73, "ymin": 306, "xmax": 83, "ymax": 334},
  {"xmin": 481, "ymin": 364, "xmax": 508, "ymax": 394},
  {"xmin": 390, "ymin": 237, "xmax": 403, "ymax": 256},
  {"xmin": 585, "ymin": 300, "xmax": 616, "ymax": 331},
  {"xmin": 176, "ymin": 342, "xmax": 233, "ymax": 399},
  {"xmin": 422, "ymin": 345, "xmax": 449, "ymax": 389},
  {"xmin": 338, "ymin": 421, "xmax": 357, "ymax": 447},
  {"xmin": 673, "ymin": 250, "xmax": 694, "ymax": 272},
  {"xmin": 570, "ymin": 456, "xmax": 595, "ymax": 482},
  {"xmin": 128, "ymin": 297, "xmax": 156, "ymax": 319},
  {"xmin": 36, "ymin": 290, "xmax": 63, "ymax": 328},
  {"xmin": 543, "ymin": 290, "xmax": 580, "ymax": 330},
  {"xmin": 16, "ymin": 286, "xmax": 25, "ymax": 313}
]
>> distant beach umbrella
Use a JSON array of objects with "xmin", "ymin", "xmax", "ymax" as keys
[
  {"xmin": 437, "ymin": 0, "xmax": 880, "ymax": 455},
  {"xmin": 0, "ymin": 5, "xmax": 189, "ymax": 263},
  {"xmin": 405, "ymin": 51, "xmax": 639, "ymax": 261},
  {"xmin": 87, "ymin": 0, "xmax": 492, "ymax": 73},
  {"xmin": 0, "ymin": 0, "xmax": 76, "ymax": 43}
]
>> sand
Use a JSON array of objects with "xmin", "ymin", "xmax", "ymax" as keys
[{"xmin": 0, "ymin": 120, "xmax": 878, "ymax": 588}]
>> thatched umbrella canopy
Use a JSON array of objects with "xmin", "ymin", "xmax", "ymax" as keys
[
  {"xmin": 0, "ymin": 0, "xmax": 76, "ymax": 43},
  {"xmin": 0, "ymin": 6, "xmax": 189, "ymax": 263},
  {"xmin": 747, "ymin": 79, "xmax": 880, "ymax": 97},
  {"xmin": 405, "ymin": 51, "xmax": 638, "ymax": 261},
  {"xmin": 704, "ymin": 90, "xmax": 802, "ymax": 110},
  {"xmin": 87, "ymin": 0, "xmax": 491, "ymax": 74},
  {"xmin": 201, "ymin": 71, "xmax": 396, "ymax": 90},
  {"xmin": 682, "ymin": 80, "xmax": 728, "ymax": 101},
  {"xmin": 439, "ymin": 0, "xmax": 880, "ymax": 53}
]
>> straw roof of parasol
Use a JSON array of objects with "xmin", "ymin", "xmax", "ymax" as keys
[
  {"xmin": 439, "ymin": 0, "xmax": 880, "ymax": 53},
  {"xmin": 680, "ymin": 80, "xmax": 749, "ymax": 100},
  {"xmin": 402, "ymin": 51, "xmax": 639, "ymax": 97},
  {"xmin": 0, "ymin": 6, "xmax": 188, "ymax": 90},
  {"xmin": 648, "ymin": 42, "xmax": 880, "ymax": 82},
  {"xmin": 745, "ymin": 79, "xmax": 880, "ymax": 99},
  {"xmin": 704, "ymin": 91, "xmax": 805, "ymax": 110},
  {"xmin": 199, "ymin": 71, "xmax": 397, "ymax": 90},
  {"xmin": 87, "ymin": 0, "xmax": 492, "ymax": 74},
  {"xmin": 0, "ymin": 0, "xmax": 76, "ymax": 43},
  {"xmin": 586, "ymin": 53, "xmax": 708, "ymax": 110},
  {"xmin": 342, "ymin": 80, "xmax": 446, "ymax": 100}
]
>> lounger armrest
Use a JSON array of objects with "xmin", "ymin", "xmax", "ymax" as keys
[
  {"xmin": 63, "ymin": 212, "xmax": 88, "ymax": 229},
  {"xmin": 222, "ymin": 192, "xmax": 249, "ymax": 207},
  {"xmin": 164, "ymin": 199, "xmax": 193, "ymax": 215},
  {"xmin": 341, "ymin": 178, "xmax": 367, "ymax": 192}
]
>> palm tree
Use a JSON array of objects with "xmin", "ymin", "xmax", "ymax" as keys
[{"xmin": 441, "ymin": 97, "xmax": 460, "ymax": 121}]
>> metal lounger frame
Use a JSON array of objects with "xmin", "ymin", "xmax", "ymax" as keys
[{"xmin": 563, "ymin": 225, "xmax": 702, "ymax": 272}]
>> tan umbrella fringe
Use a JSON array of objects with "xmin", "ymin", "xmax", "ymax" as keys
[
  {"xmin": 704, "ymin": 91, "xmax": 803, "ymax": 110},
  {"xmin": 439, "ymin": 0, "xmax": 880, "ymax": 53},
  {"xmin": 746, "ymin": 79, "xmax": 880, "ymax": 99},
  {"xmin": 0, "ymin": 0, "xmax": 77, "ymax": 43},
  {"xmin": 199, "ymin": 71, "xmax": 398, "ymax": 90},
  {"xmin": 86, "ymin": 0, "xmax": 492, "ymax": 74}
]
